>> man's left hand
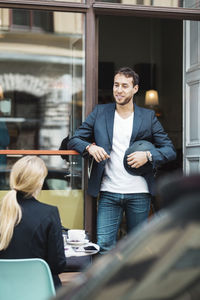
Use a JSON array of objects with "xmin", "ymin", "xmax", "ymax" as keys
[{"xmin": 127, "ymin": 151, "xmax": 148, "ymax": 169}]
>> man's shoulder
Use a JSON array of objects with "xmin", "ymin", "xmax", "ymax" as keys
[
  {"xmin": 95, "ymin": 102, "xmax": 115, "ymax": 111},
  {"xmin": 135, "ymin": 104, "xmax": 154, "ymax": 115}
]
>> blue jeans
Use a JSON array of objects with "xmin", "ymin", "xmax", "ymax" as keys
[{"xmin": 97, "ymin": 191, "xmax": 151, "ymax": 253}]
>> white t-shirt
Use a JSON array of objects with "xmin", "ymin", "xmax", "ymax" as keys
[{"xmin": 100, "ymin": 110, "xmax": 149, "ymax": 194}]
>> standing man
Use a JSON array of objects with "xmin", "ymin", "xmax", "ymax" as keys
[{"xmin": 66, "ymin": 67, "xmax": 176, "ymax": 253}]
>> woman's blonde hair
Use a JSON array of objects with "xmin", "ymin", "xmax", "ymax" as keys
[{"xmin": 0, "ymin": 156, "xmax": 47, "ymax": 251}]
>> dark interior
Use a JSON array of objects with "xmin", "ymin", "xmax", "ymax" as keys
[{"xmin": 98, "ymin": 15, "xmax": 183, "ymax": 178}]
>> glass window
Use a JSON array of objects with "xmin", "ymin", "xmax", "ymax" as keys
[
  {"xmin": 0, "ymin": 8, "xmax": 85, "ymax": 229},
  {"xmin": 33, "ymin": 11, "xmax": 53, "ymax": 32},
  {"xmin": 11, "ymin": 0, "xmax": 85, "ymax": 3},
  {"xmin": 95, "ymin": 0, "xmax": 200, "ymax": 9},
  {"xmin": 12, "ymin": 9, "xmax": 29, "ymax": 27},
  {"xmin": 51, "ymin": 0, "xmax": 84, "ymax": 2},
  {"xmin": 12, "ymin": 10, "xmax": 53, "ymax": 32}
]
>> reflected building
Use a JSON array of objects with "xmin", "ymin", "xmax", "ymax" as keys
[{"xmin": 0, "ymin": 9, "xmax": 84, "ymax": 170}]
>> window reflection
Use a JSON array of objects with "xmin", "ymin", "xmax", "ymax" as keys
[
  {"xmin": 95, "ymin": 0, "xmax": 200, "ymax": 8},
  {"xmin": 0, "ymin": 8, "xmax": 85, "ymax": 191},
  {"xmin": 51, "ymin": 0, "xmax": 83, "ymax": 2},
  {"xmin": 12, "ymin": 9, "xmax": 53, "ymax": 32}
]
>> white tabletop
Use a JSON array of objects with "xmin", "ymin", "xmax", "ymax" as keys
[{"xmin": 64, "ymin": 241, "xmax": 100, "ymax": 258}]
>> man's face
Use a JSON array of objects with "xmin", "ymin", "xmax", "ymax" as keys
[{"xmin": 113, "ymin": 74, "xmax": 138, "ymax": 106}]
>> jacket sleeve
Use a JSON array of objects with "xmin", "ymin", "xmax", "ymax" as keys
[
  {"xmin": 150, "ymin": 111, "xmax": 177, "ymax": 168},
  {"xmin": 46, "ymin": 207, "xmax": 66, "ymax": 275},
  {"xmin": 67, "ymin": 105, "xmax": 98, "ymax": 156}
]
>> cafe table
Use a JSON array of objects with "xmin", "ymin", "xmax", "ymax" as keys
[{"xmin": 63, "ymin": 234, "xmax": 100, "ymax": 272}]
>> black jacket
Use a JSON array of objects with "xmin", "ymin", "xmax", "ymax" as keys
[{"xmin": 0, "ymin": 191, "xmax": 66, "ymax": 288}]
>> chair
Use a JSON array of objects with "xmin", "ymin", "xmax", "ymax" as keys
[{"xmin": 0, "ymin": 258, "xmax": 56, "ymax": 300}]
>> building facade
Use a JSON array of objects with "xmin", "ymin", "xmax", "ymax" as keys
[{"xmin": 0, "ymin": 0, "xmax": 199, "ymax": 238}]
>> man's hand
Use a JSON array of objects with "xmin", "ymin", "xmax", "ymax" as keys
[
  {"xmin": 87, "ymin": 144, "xmax": 110, "ymax": 163},
  {"xmin": 127, "ymin": 151, "xmax": 148, "ymax": 169}
]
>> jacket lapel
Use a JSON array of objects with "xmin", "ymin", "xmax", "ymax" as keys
[
  {"xmin": 105, "ymin": 103, "xmax": 116, "ymax": 146},
  {"xmin": 129, "ymin": 104, "xmax": 142, "ymax": 146}
]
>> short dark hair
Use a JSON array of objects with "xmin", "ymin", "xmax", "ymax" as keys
[{"xmin": 115, "ymin": 67, "xmax": 139, "ymax": 87}]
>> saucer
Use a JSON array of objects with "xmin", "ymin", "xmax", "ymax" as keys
[{"xmin": 67, "ymin": 239, "xmax": 89, "ymax": 245}]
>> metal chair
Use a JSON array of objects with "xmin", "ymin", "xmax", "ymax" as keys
[{"xmin": 0, "ymin": 258, "xmax": 56, "ymax": 300}]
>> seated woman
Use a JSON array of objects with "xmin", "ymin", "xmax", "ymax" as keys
[{"xmin": 0, "ymin": 156, "xmax": 66, "ymax": 288}]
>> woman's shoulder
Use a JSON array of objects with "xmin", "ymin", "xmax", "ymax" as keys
[
  {"xmin": 28, "ymin": 199, "xmax": 61, "ymax": 229},
  {"xmin": 33, "ymin": 198, "xmax": 59, "ymax": 215},
  {"xmin": 19, "ymin": 194, "xmax": 59, "ymax": 217}
]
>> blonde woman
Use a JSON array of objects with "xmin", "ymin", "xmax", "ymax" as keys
[{"xmin": 0, "ymin": 156, "xmax": 66, "ymax": 288}]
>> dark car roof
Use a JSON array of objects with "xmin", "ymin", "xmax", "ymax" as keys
[{"xmin": 54, "ymin": 175, "xmax": 200, "ymax": 300}]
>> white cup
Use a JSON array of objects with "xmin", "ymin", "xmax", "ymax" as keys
[{"xmin": 68, "ymin": 230, "xmax": 86, "ymax": 242}]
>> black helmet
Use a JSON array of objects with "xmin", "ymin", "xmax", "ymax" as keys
[{"xmin": 123, "ymin": 140, "xmax": 155, "ymax": 176}]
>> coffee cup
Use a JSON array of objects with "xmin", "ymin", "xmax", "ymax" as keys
[{"xmin": 68, "ymin": 229, "xmax": 86, "ymax": 242}]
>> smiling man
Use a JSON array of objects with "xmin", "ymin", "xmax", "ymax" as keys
[{"xmin": 66, "ymin": 67, "xmax": 176, "ymax": 253}]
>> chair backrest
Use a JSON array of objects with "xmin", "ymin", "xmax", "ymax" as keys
[{"xmin": 0, "ymin": 258, "xmax": 56, "ymax": 300}]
